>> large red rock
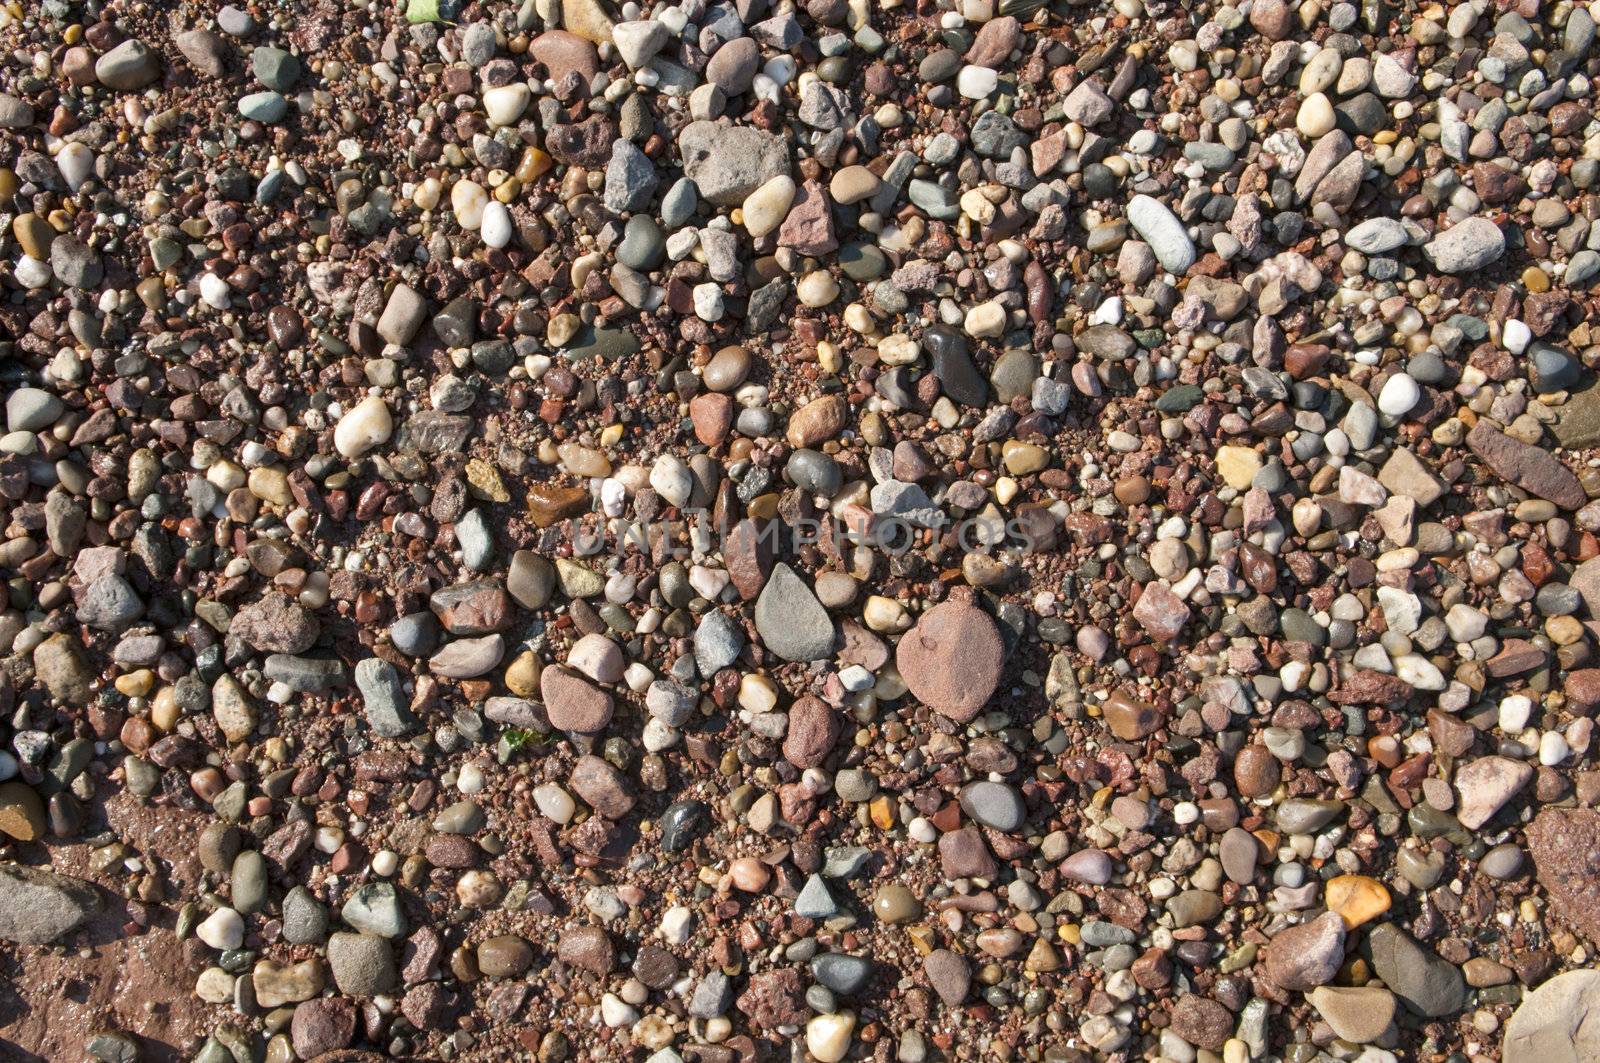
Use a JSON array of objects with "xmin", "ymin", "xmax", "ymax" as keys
[
  {"xmin": 528, "ymin": 30, "xmax": 599, "ymax": 84},
  {"xmin": 540, "ymin": 665, "xmax": 614, "ymax": 733},
  {"xmin": 895, "ymin": 599, "xmax": 1004, "ymax": 722},
  {"xmin": 1527, "ymin": 807, "xmax": 1600, "ymax": 944}
]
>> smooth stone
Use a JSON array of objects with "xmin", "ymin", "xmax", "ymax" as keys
[
  {"xmin": 753, "ymin": 563, "xmax": 834, "ymax": 662},
  {"xmin": 1365, "ymin": 923, "xmax": 1466, "ymax": 1018},
  {"xmin": 1126, "ymin": 194, "xmax": 1196, "ymax": 274}
]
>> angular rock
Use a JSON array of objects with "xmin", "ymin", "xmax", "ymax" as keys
[
  {"xmin": 1466, "ymin": 421, "xmax": 1585, "ymax": 510},
  {"xmin": 754, "ymin": 563, "xmax": 834, "ymax": 662}
]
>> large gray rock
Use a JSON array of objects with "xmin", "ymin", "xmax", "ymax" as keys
[
  {"xmin": 0, "ymin": 863, "xmax": 100, "ymax": 944},
  {"xmin": 1423, "ymin": 216, "xmax": 1506, "ymax": 273},
  {"xmin": 95, "ymin": 39, "xmax": 162, "ymax": 90},
  {"xmin": 1365, "ymin": 923, "xmax": 1465, "ymax": 1018},
  {"xmin": 354, "ymin": 658, "xmax": 417, "ymax": 738},
  {"xmin": 694, "ymin": 610, "xmax": 744, "ymax": 675},
  {"xmin": 677, "ymin": 120, "xmax": 788, "ymax": 206},
  {"xmin": 753, "ymin": 563, "xmax": 834, "ymax": 662},
  {"xmin": 1503, "ymin": 969, "xmax": 1600, "ymax": 1063},
  {"xmin": 327, "ymin": 931, "xmax": 396, "ymax": 997}
]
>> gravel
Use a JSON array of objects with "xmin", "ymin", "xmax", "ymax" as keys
[{"xmin": 1, "ymin": 0, "xmax": 1598, "ymax": 1059}]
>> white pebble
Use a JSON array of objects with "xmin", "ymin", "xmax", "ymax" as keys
[
  {"xmin": 56, "ymin": 142, "xmax": 96, "ymax": 191},
  {"xmin": 600, "ymin": 993, "xmax": 639, "ymax": 1027},
  {"xmin": 1498, "ymin": 694, "xmax": 1532, "ymax": 733},
  {"xmin": 480, "ymin": 200, "xmax": 512, "ymax": 249},
  {"xmin": 197, "ymin": 907, "xmax": 244, "ymax": 950},
  {"xmin": 650, "ymin": 453, "xmax": 693, "ymax": 507},
  {"xmin": 964, "ymin": 300, "xmax": 1006, "ymax": 338},
  {"xmin": 957, "ymin": 65, "xmax": 998, "ymax": 99},
  {"xmin": 1376, "ymin": 372, "xmax": 1420, "ymax": 416},
  {"xmin": 199, "ymin": 273, "xmax": 231, "ymax": 309},
  {"xmin": 333, "ymin": 395, "xmax": 394, "ymax": 458},
  {"xmin": 806, "ymin": 1012, "xmax": 856, "ymax": 1063},
  {"xmin": 1501, "ymin": 319, "xmax": 1531, "ymax": 355},
  {"xmin": 741, "ymin": 175, "xmax": 795, "ymax": 238},
  {"xmin": 659, "ymin": 904, "xmax": 694, "ymax": 944},
  {"xmin": 693, "ymin": 282, "xmax": 724, "ymax": 322},
  {"xmin": 534, "ymin": 782, "xmax": 577, "ymax": 824},
  {"xmin": 1296, "ymin": 92, "xmax": 1336, "ymax": 137},
  {"xmin": 797, "ymin": 270, "xmax": 839, "ymax": 307},
  {"xmin": 483, "ymin": 83, "xmax": 531, "ymax": 127},
  {"xmin": 451, "ymin": 179, "xmax": 488, "ymax": 230},
  {"xmin": 1539, "ymin": 731, "xmax": 1569, "ymax": 766}
]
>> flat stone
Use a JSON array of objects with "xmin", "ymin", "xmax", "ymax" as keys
[
  {"xmin": 1454, "ymin": 755, "xmax": 1534, "ymax": 829},
  {"xmin": 694, "ymin": 610, "xmax": 743, "ymax": 675},
  {"xmin": 0, "ymin": 863, "xmax": 100, "ymax": 944},
  {"xmin": 1424, "ymin": 216, "xmax": 1507, "ymax": 273},
  {"xmin": 1132, "ymin": 581, "xmax": 1190, "ymax": 641},
  {"xmin": 895, "ymin": 599, "xmax": 1005, "ymax": 723},
  {"xmin": 1262, "ymin": 911, "xmax": 1345, "ymax": 991},
  {"xmin": 177, "ymin": 30, "xmax": 230, "ymax": 77},
  {"xmin": 342, "ymin": 882, "xmax": 406, "ymax": 938},
  {"xmin": 570, "ymin": 754, "xmax": 635, "ymax": 819},
  {"xmin": 529, "ymin": 29, "xmax": 599, "ymax": 83},
  {"xmin": 95, "ymin": 39, "xmax": 162, "ymax": 90},
  {"xmin": 1502, "ymin": 969, "xmax": 1600, "ymax": 1063},
  {"xmin": 1466, "ymin": 421, "xmax": 1585, "ymax": 509},
  {"xmin": 605, "ymin": 138, "xmax": 658, "ymax": 214},
  {"xmin": 1378, "ymin": 447, "xmax": 1447, "ymax": 506},
  {"xmin": 938, "ymin": 824, "xmax": 997, "ymax": 879},
  {"xmin": 923, "ymin": 949, "xmax": 970, "ymax": 1006},
  {"xmin": 959, "ymin": 781, "xmax": 1025, "ymax": 832},
  {"xmin": 1365, "ymin": 923, "xmax": 1465, "ymax": 1018},
  {"xmin": 540, "ymin": 665, "xmax": 615, "ymax": 733},
  {"xmin": 254, "ymin": 957, "xmax": 325, "ymax": 1007},
  {"xmin": 355, "ymin": 658, "xmax": 417, "ymax": 738},
  {"xmin": 8, "ymin": 387, "xmax": 64, "ymax": 432},
  {"xmin": 1309, "ymin": 986, "xmax": 1396, "ymax": 1044},
  {"xmin": 32, "ymin": 633, "xmax": 94, "ymax": 706},
  {"xmin": 558, "ymin": 924, "xmax": 617, "ymax": 974},
  {"xmin": 561, "ymin": 0, "xmax": 615, "ymax": 43},
  {"xmin": 231, "ymin": 591, "xmax": 319, "ymax": 654},
  {"xmin": 0, "ymin": 782, "xmax": 46, "ymax": 842},
  {"xmin": 1345, "ymin": 217, "xmax": 1408, "ymax": 253},
  {"xmin": 783, "ymin": 696, "xmax": 841, "ymax": 768},
  {"xmin": 428, "ymin": 634, "xmax": 505, "ymax": 678},
  {"xmin": 1526, "ymin": 807, "xmax": 1600, "ymax": 945},
  {"xmin": 327, "ymin": 932, "xmax": 396, "ymax": 997},
  {"xmin": 291, "ymin": 998, "xmax": 355, "ymax": 1058},
  {"xmin": 1168, "ymin": 996, "xmax": 1234, "ymax": 1052},
  {"xmin": 812, "ymin": 954, "xmax": 874, "ymax": 996},
  {"xmin": 76, "ymin": 574, "xmax": 143, "ymax": 632},
  {"xmin": 0, "ymin": 93, "xmax": 34, "ymax": 128},
  {"xmin": 613, "ymin": 20, "xmax": 670, "ymax": 68},
  {"xmin": 754, "ymin": 563, "xmax": 834, "ymax": 662},
  {"xmin": 678, "ymin": 121, "xmax": 789, "ymax": 206}
]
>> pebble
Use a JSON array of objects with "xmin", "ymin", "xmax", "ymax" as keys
[
  {"xmin": 895, "ymin": 599, "xmax": 1005, "ymax": 723},
  {"xmin": 333, "ymin": 396, "xmax": 393, "ymax": 458},
  {"xmin": 754, "ymin": 563, "xmax": 834, "ymax": 661},
  {"xmin": 1126, "ymin": 194, "xmax": 1195, "ymax": 274},
  {"xmin": 1424, "ymin": 216, "xmax": 1507, "ymax": 273},
  {"xmin": 741, "ymin": 175, "xmax": 795, "ymax": 238}
]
